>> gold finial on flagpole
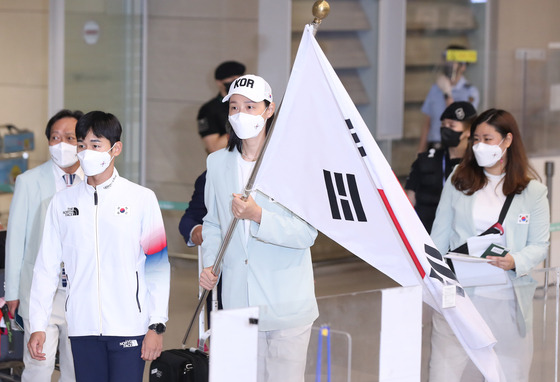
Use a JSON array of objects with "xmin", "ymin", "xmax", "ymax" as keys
[{"xmin": 311, "ymin": 0, "xmax": 330, "ymax": 33}]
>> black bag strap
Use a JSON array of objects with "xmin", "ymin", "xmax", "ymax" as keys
[
  {"xmin": 450, "ymin": 193, "xmax": 515, "ymax": 254},
  {"xmin": 499, "ymin": 193, "xmax": 515, "ymax": 224}
]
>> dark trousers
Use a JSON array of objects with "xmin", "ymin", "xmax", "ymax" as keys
[{"xmin": 70, "ymin": 335, "xmax": 145, "ymax": 382}]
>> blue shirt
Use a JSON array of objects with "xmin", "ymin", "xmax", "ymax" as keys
[{"xmin": 421, "ymin": 76, "xmax": 480, "ymax": 143}]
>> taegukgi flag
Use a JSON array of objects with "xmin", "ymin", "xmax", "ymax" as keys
[{"xmin": 254, "ymin": 25, "xmax": 505, "ymax": 382}]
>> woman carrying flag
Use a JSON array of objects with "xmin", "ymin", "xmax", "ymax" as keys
[{"xmin": 199, "ymin": 74, "xmax": 319, "ymax": 382}]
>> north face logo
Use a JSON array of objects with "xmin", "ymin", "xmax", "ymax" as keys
[
  {"xmin": 63, "ymin": 207, "xmax": 79, "ymax": 217},
  {"xmin": 119, "ymin": 339, "xmax": 138, "ymax": 348}
]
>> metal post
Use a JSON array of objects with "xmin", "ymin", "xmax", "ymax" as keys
[
  {"xmin": 545, "ymin": 161, "xmax": 554, "ymax": 269},
  {"xmin": 543, "ymin": 161, "xmax": 555, "ymax": 344}
]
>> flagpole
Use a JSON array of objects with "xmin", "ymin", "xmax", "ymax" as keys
[
  {"xmin": 311, "ymin": 1, "xmax": 330, "ymax": 35},
  {"xmin": 181, "ymin": 1, "xmax": 331, "ymax": 347}
]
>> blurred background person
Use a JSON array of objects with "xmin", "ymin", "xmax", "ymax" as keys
[
  {"xmin": 178, "ymin": 168, "xmax": 223, "ymax": 327},
  {"xmin": 406, "ymin": 101, "xmax": 477, "ymax": 233},
  {"xmin": 417, "ymin": 45, "xmax": 479, "ymax": 153},
  {"xmin": 181, "ymin": 60, "xmax": 246, "ymax": 325},
  {"xmin": 197, "ymin": 60, "xmax": 246, "ymax": 154},
  {"xmin": 5, "ymin": 109, "xmax": 83, "ymax": 382}
]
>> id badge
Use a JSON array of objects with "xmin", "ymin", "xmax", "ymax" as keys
[{"xmin": 442, "ymin": 284, "xmax": 456, "ymax": 309}]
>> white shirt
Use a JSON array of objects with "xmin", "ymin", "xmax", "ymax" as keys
[
  {"xmin": 472, "ymin": 171, "xmax": 514, "ymax": 299},
  {"xmin": 472, "ymin": 171, "xmax": 506, "ymax": 234},
  {"xmin": 237, "ymin": 154, "xmax": 256, "ymax": 245},
  {"xmin": 51, "ymin": 162, "xmax": 84, "ymax": 192}
]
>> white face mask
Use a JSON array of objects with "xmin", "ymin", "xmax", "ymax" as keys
[
  {"xmin": 472, "ymin": 139, "xmax": 506, "ymax": 168},
  {"xmin": 49, "ymin": 142, "xmax": 78, "ymax": 169},
  {"xmin": 228, "ymin": 108, "xmax": 268, "ymax": 139},
  {"xmin": 77, "ymin": 144, "xmax": 116, "ymax": 176}
]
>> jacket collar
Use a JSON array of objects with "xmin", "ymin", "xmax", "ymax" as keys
[{"xmin": 85, "ymin": 168, "xmax": 119, "ymax": 193}]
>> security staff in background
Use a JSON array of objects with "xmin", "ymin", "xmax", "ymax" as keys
[
  {"xmin": 185, "ymin": 61, "xmax": 246, "ymax": 322},
  {"xmin": 197, "ymin": 60, "xmax": 246, "ymax": 153},
  {"xmin": 406, "ymin": 101, "xmax": 477, "ymax": 233},
  {"xmin": 417, "ymin": 45, "xmax": 480, "ymax": 153}
]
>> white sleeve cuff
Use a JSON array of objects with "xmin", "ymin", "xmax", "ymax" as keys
[{"xmin": 187, "ymin": 224, "xmax": 202, "ymax": 247}]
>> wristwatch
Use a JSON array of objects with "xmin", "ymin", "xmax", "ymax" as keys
[{"xmin": 148, "ymin": 323, "xmax": 166, "ymax": 334}]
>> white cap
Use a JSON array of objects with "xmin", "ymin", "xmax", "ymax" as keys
[{"xmin": 222, "ymin": 74, "xmax": 273, "ymax": 103}]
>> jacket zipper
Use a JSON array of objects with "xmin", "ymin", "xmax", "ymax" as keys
[
  {"xmin": 94, "ymin": 188, "xmax": 102, "ymax": 335},
  {"xmin": 65, "ymin": 273, "xmax": 70, "ymax": 311},
  {"xmin": 136, "ymin": 272, "xmax": 141, "ymax": 312}
]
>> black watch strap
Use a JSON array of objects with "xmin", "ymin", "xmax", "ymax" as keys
[{"xmin": 149, "ymin": 323, "xmax": 166, "ymax": 334}]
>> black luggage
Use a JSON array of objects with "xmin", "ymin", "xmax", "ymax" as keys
[
  {"xmin": 0, "ymin": 268, "xmax": 25, "ymax": 381},
  {"xmin": 150, "ymin": 247, "xmax": 212, "ymax": 382},
  {"xmin": 149, "ymin": 347, "xmax": 208, "ymax": 382}
]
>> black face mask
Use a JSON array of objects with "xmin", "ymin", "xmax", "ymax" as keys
[
  {"xmin": 440, "ymin": 127, "xmax": 462, "ymax": 148},
  {"xmin": 224, "ymin": 81, "xmax": 234, "ymax": 93}
]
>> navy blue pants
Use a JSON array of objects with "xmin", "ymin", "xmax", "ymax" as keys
[{"xmin": 70, "ymin": 335, "xmax": 145, "ymax": 382}]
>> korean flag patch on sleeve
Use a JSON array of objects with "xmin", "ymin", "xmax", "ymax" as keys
[{"xmin": 518, "ymin": 214, "xmax": 530, "ymax": 224}]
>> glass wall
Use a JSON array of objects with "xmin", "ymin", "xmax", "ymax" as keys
[
  {"xmin": 394, "ymin": 0, "xmax": 488, "ymax": 178},
  {"xmin": 497, "ymin": 46, "xmax": 560, "ymax": 156},
  {"xmin": 63, "ymin": 0, "xmax": 145, "ymax": 183},
  {"xmin": 303, "ymin": 267, "xmax": 560, "ymax": 381}
]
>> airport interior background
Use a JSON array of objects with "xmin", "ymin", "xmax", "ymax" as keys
[{"xmin": 1, "ymin": 0, "xmax": 560, "ymax": 380}]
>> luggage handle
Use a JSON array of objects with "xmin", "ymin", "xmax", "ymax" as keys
[{"xmin": 194, "ymin": 329, "xmax": 211, "ymax": 353}]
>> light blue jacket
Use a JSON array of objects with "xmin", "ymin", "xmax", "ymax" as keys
[
  {"xmin": 422, "ymin": 77, "xmax": 480, "ymax": 142},
  {"xmin": 202, "ymin": 149, "xmax": 319, "ymax": 331},
  {"xmin": 431, "ymin": 177, "xmax": 550, "ymax": 335},
  {"xmin": 5, "ymin": 161, "xmax": 56, "ymax": 319}
]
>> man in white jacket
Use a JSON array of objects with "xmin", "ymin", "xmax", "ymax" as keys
[{"xmin": 27, "ymin": 111, "xmax": 170, "ymax": 382}]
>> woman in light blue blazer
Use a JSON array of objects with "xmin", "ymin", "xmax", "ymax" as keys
[
  {"xmin": 428, "ymin": 109, "xmax": 550, "ymax": 382},
  {"xmin": 199, "ymin": 75, "xmax": 319, "ymax": 382}
]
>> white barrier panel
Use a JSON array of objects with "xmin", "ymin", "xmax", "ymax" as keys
[
  {"xmin": 379, "ymin": 286, "xmax": 422, "ymax": 382},
  {"xmin": 209, "ymin": 306, "xmax": 259, "ymax": 382},
  {"xmin": 306, "ymin": 285, "xmax": 422, "ymax": 381}
]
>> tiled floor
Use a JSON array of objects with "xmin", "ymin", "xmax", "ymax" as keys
[
  {"xmin": 151, "ymin": 256, "xmax": 559, "ymax": 382},
  {"xmin": 41, "ymin": 253, "xmax": 558, "ymax": 381},
  {"xmin": 144, "ymin": 256, "xmax": 396, "ymax": 382}
]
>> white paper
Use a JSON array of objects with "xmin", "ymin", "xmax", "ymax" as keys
[
  {"xmin": 209, "ymin": 307, "xmax": 259, "ymax": 382},
  {"xmin": 445, "ymin": 253, "xmax": 492, "ymax": 263},
  {"xmin": 445, "ymin": 253, "xmax": 507, "ymax": 287},
  {"xmin": 466, "ymin": 234, "xmax": 503, "ymax": 258}
]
